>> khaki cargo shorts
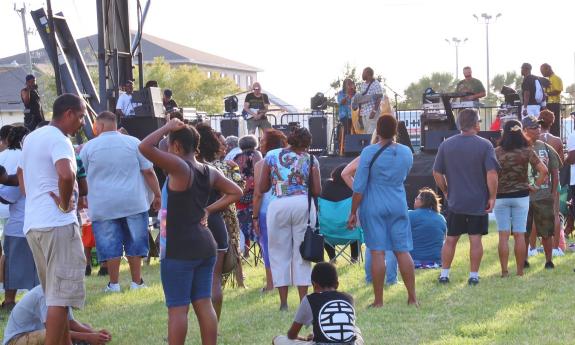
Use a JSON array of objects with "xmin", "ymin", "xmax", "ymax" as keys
[{"xmin": 26, "ymin": 223, "xmax": 86, "ymax": 309}]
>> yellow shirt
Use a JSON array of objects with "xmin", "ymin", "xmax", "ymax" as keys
[{"xmin": 546, "ymin": 74, "xmax": 563, "ymax": 103}]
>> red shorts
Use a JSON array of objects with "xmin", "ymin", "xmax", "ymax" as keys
[{"xmin": 82, "ymin": 224, "xmax": 96, "ymax": 248}]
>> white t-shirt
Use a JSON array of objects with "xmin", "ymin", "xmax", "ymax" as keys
[
  {"xmin": 116, "ymin": 92, "xmax": 136, "ymax": 116},
  {"xmin": 20, "ymin": 126, "xmax": 78, "ymax": 234},
  {"xmin": 568, "ymin": 133, "xmax": 575, "ymax": 186}
]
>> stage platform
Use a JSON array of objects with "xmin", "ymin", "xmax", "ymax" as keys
[{"xmin": 318, "ymin": 151, "xmax": 437, "ymax": 209}]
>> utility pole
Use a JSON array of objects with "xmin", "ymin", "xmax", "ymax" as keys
[
  {"xmin": 14, "ymin": 3, "xmax": 33, "ymax": 74},
  {"xmin": 473, "ymin": 13, "xmax": 502, "ymax": 96},
  {"xmin": 445, "ymin": 37, "xmax": 468, "ymax": 80}
]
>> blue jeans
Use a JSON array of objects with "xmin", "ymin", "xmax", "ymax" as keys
[
  {"xmin": 364, "ymin": 249, "xmax": 398, "ymax": 285},
  {"xmin": 493, "ymin": 196, "xmax": 530, "ymax": 232},
  {"xmin": 92, "ymin": 211, "xmax": 149, "ymax": 262},
  {"xmin": 161, "ymin": 256, "xmax": 216, "ymax": 307}
]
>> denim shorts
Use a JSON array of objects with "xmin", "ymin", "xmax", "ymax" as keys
[
  {"xmin": 493, "ymin": 196, "xmax": 530, "ymax": 233},
  {"xmin": 92, "ymin": 211, "xmax": 149, "ymax": 261},
  {"xmin": 160, "ymin": 256, "xmax": 216, "ymax": 307}
]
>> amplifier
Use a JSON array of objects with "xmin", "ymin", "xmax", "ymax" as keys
[
  {"xmin": 421, "ymin": 130, "xmax": 458, "ymax": 152},
  {"xmin": 309, "ymin": 116, "xmax": 327, "ymax": 155},
  {"xmin": 120, "ymin": 117, "xmax": 167, "ymax": 141},
  {"xmin": 220, "ymin": 118, "xmax": 239, "ymax": 137},
  {"xmin": 344, "ymin": 134, "xmax": 372, "ymax": 156}
]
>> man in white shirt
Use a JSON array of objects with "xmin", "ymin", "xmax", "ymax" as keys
[
  {"xmin": 115, "ymin": 80, "xmax": 136, "ymax": 117},
  {"xmin": 18, "ymin": 93, "xmax": 87, "ymax": 345}
]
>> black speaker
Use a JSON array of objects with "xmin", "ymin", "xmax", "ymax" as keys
[
  {"xmin": 344, "ymin": 134, "xmax": 372, "ymax": 156},
  {"xmin": 309, "ymin": 116, "xmax": 327, "ymax": 154},
  {"xmin": 421, "ymin": 130, "xmax": 458, "ymax": 152},
  {"xmin": 404, "ymin": 175, "xmax": 438, "ymax": 209},
  {"xmin": 220, "ymin": 118, "xmax": 239, "ymax": 137},
  {"xmin": 132, "ymin": 87, "xmax": 164, "ymax": 117},
  {"xmin": 478, "ymin": 131, "xmax": 501, "ymax": 147},
  {"xmin": 120, "ymin": 117, "xmax": 167, "ymax": 140}
]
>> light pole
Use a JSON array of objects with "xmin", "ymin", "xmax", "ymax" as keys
[
  {"xmin": 473, "ymin": 12, "xmax": 501, "ymax": 95},
  {"xmin": 14, "ymin": 3, "xmax": 34, "ymax": 75},
  {"xmin": 445, "ymin": 37, "xmax": 468, "ymax": 80}
]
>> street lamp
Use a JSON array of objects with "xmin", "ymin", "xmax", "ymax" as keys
[
  {"xmin": 473, "ymin": 12, "xmax": 501, "ymax": 95},
  {"xmin": 445, "ymin": 37, "xmax": 468, "ymax": 80}
]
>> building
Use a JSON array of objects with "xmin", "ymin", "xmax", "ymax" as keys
[{"xmin": 0, "ymin": 32, "xmax": 298, "ymax": 116}]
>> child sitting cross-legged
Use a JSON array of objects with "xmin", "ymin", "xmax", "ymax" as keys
[{"xmin": 273, "ymin": 262, "xmax": 364, "ymax": 345}]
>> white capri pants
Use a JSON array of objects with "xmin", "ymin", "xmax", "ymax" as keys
[{"xmin": 267, "ymin": 195, "xmax": 315, "ymax": 287}]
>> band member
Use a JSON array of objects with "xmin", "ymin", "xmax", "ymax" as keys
[
  {"xmin": 115, "ymin": 80, "xmax": 136, "ymax": 118},
  {"xmin": 163, "ymin": 89, "xmax": 178, "ymax": 113},
  {"xmin": 243, "ymin": 82, "xmax": 271, "ymax": 135},
  {"xmin": 540, "ymin": 63, "xmax": 563, "ymax": 137},
  {"xmin": 456, "ymin": 67, "xmax": 486, "ymax": 101},
  {"xmin": 20, "ymin": 74, "xmax": 45, "ymax": 131},
  {"xmin": 354, "ymin": 67, "xmax": 383, "ymax": 135},
  {"xmin": 338, "ymin": 79, "xmax": 355, "ymax": 135}
]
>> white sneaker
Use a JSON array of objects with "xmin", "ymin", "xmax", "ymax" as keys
[
  {"xmin": 528, "ymin": 248, "xmax": 539, "ymax": 257},
  {"xmin": 552, "ymin": 248, "xmax": 565, "ymax": 257},
  {"xmin": 104, "ymin": 282, "xmax": 121, "ymax": 293},
  {"xmin": 130, "ymin": 279, "xmax": 147, "ymax": 290}
]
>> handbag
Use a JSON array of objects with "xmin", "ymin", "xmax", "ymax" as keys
[{"xmin": 299, "ymin": 154, "xmax": 325, "ymax": 263}]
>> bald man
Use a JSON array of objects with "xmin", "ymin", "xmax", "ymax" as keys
[
  {"xmin": 79, "ymin": 111, "xmax": 161, "ymax": 293},
  {"xmin": 243, "ymin": 82, "xmax": 271, "ymax": 134}
]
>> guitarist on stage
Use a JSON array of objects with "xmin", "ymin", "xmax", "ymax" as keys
[{"xmin": 243, "ymin": 82, "xmax": 271, "ymax": 134}]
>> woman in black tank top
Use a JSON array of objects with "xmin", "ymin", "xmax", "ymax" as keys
[
  {"xmin": 195, "ymin": 123, "xmax": 235, "ymax": 322},
  {"xmin": 139, "ymin": 119, "xmax": 242, "ymax": 345}
]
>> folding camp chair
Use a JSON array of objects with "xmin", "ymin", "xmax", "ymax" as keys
[
  {"xmin": 318, "ymin": 197, "xmax": 364, "ymax": 264},
  {"xmin": 242, "ymin": 240, "xmax": 264, "ymax": 267}
]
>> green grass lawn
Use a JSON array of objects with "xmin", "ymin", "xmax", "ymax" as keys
[{"xmin": 2, "ymin": 230, "xmax": 575, "ymax": 345}]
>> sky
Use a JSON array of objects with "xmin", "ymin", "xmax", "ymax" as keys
[{"xmin": 1, "ymin": 0, "xmax": 574, "ymax": 110}]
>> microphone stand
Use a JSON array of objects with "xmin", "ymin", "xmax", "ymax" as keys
[{"xmin": 383, "ymin": 83, "xmax": 402, "ymax": 115}]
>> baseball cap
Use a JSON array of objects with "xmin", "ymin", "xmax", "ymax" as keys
[
  {"xmin": 521, "ymin": 115, "xmax": 543, "ymax": 128},
  {"xmin": 25, "ymin": 74, "xmax": 35, "ymax": 82}
]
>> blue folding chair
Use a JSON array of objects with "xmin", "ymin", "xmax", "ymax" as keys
[{"xmin": 318, "ymin": 197, "xmax": 364, "ymax": 264}]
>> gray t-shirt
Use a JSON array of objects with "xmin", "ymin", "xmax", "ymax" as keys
[
  {"xmin": 433, "ymin": 134, "xmax": 500, "ymax": 215},
  {"xmin": 3, "ymin": 286, "xmax": 73, "ymax": 345}
]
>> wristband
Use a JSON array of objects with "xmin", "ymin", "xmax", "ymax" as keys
[
  {"xmin": 252, "ymin": 216, "xmax": 259, "ymax": 220},
  {"xmin": 58, "ymin": 204, "xmax": 69, "ymax": 213}
]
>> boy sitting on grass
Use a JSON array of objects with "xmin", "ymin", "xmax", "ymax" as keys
[
  {"xmin": 273, "ymin": 262, "xmax": 364, "ymax": 345},
  {"xmin": 3, "ymin": 285, "xmax": 112, "ymax": 345}
]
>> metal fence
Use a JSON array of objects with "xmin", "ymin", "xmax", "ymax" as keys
[{"xmin": 205, "ymin": 104, "xmax": 575, "ymax": 155}]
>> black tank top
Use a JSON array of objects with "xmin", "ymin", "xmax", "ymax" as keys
[{"xmin": 165, "ymin": 162, "xmax": 217, "ymax": 260}]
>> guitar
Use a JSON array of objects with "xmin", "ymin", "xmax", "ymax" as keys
[{"xmin": 241, "ymin": 108, "xmax": 283, "ymax": 120}]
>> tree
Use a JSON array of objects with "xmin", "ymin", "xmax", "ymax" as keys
[
  {"xmin": 564, "ymin": 83, "xmax": 575, "ymax": 104},
  {"xmin": 37, "ymin": 56, "xmax": 240, "ymax": 115},
  {"xmin": 402, "ymin": 72, "xmax": 457, "ymax": 109},
  {"xmin": 135, "ymin": 57, "xmax": 240, "ymax": 113}
]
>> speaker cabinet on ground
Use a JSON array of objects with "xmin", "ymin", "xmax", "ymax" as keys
[
  {"xmin": 120, "ymin": 117, "xmax": 167, "ymax": 140},
  {"xmin": 309, "ymin": 116, "xmax": 328, "ymax": 154},
  {"xmin": 344, "ymin": 134, "xmax": 372, "ymax": 156},
  {"xmin": 220, "ymin": 118, "xmax": 239, "ymax": 137}
]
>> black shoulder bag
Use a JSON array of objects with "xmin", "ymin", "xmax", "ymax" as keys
[{"xmin": 299, "ymin": 154, "xmax": 324, "ymax": 263}]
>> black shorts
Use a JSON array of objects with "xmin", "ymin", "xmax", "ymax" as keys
[{"xmin": 446, "ymin": 212, "xmax": 489, "ymax": 236}]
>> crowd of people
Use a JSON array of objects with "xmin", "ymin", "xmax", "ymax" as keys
[{"xmin": 0, "ymin": 58, "xmax": 572, "ymax": 345}]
